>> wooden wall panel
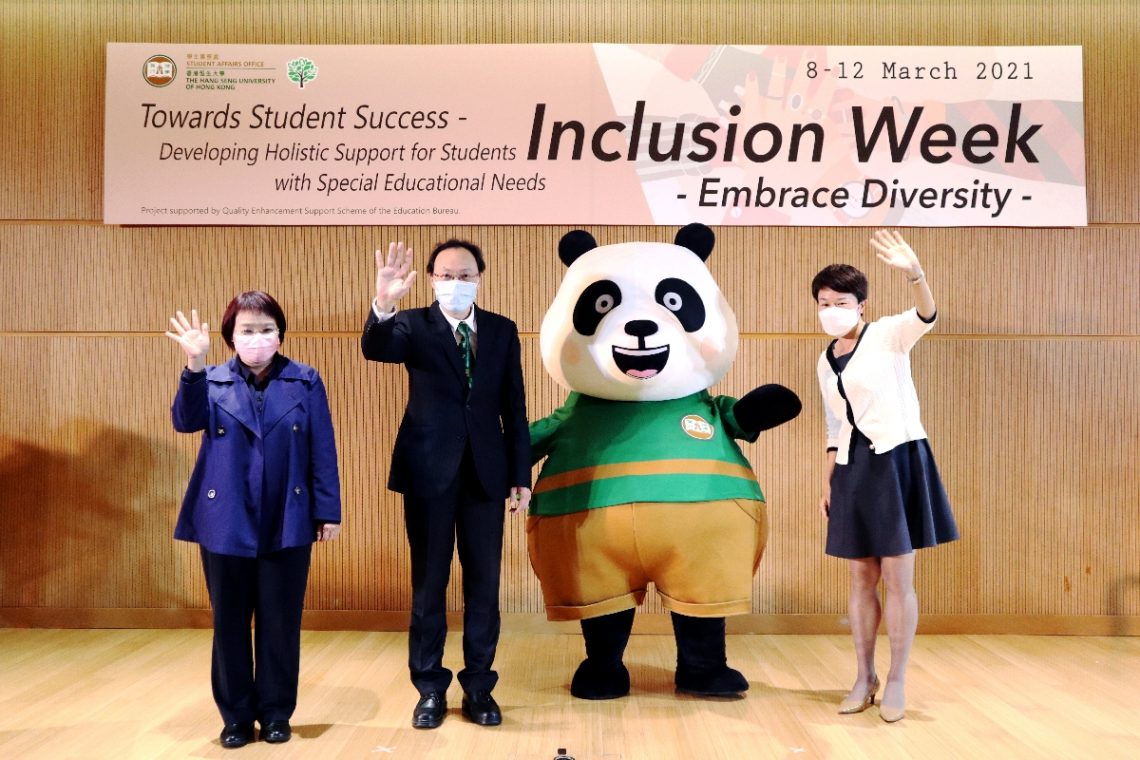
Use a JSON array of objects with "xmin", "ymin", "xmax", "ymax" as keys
[
  {"xmin": 2, "ymin": 335, "xmax": 1136, "ymax": 620},
  {"xmin": 1, "ymin": 0, "xmax": 1138, "ymax": 632},
  {"xmin": 1, "ymin": 225, "xmax": 1137, "ymax": 337}
]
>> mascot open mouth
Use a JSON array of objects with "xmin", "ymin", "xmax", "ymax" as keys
[{"xmin": 612, "ymin": 344, "xmax": 669, "ymax": 379}]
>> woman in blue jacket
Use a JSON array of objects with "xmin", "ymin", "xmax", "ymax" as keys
[{"xmin": 166, "ymin": 291, "xmax": 341, "ymax": 749}]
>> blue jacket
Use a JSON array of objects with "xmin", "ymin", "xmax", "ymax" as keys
[{"xmin": 171, "ymin": 356, "xmax": 341, "ymax": 557}]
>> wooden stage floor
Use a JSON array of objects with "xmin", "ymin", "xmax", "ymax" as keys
[{"xmin": 1, "ymin": 629, "xmax": 1137, "ymax": 759}]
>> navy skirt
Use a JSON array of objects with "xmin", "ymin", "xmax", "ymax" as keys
[{"xmin": 826, "ymin": 429, "xmax": 959, "ymax": 559}]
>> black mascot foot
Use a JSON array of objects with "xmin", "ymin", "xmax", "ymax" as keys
[
  {"xmin": 675, "ymin": 664, "xmax": 749, "ymax": 697},
  {"xmin": 570, "ymin": 609, "xmax": 635, "ymax": 700},
  {"xmin": 570, "ymin": 659, "xmax": 631, "ymax": 700},
  {"xmin": 671, "ymin": 612, "xmax": 749, "ymax": 698}
]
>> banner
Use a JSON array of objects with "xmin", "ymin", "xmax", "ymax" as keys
[{"xmin": 104, "ymin": 43, "xmax": 1086, "ymax": 226}]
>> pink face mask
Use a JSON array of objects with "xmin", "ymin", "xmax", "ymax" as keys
[{"xmin": 233, "ymin": 331, "xmax": 280, "ymax": 366}]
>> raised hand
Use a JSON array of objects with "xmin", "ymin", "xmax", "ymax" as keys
[
  {"xmin": 165, "ymin": 309, "xmax": 210, "ymax": 372},
  {"xmin": 375, "ymin": 241, "xmax": 418, "ymax": 313},
  {"xmin": 870, "ymin": 229, "xmax": 923, "ymax": 280},
  {"xmin": 871, "ymin": 229, "xmax": 936, "ymax": 319}
]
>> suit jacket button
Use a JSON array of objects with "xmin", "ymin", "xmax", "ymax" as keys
[
  {"xmin": 217, "ymin": 427, "xmax": 225, "ymax": 436},
  {"xmin": 207, "ymin": 489, "xmax": 216, "ymax": 499},
  {"xmin": 294, "ymin": 486, "xmax": 302, "ymax": 495},
  {"xmin": 293, "ymin": 423, "xmax": 300, "ymax": 432}
]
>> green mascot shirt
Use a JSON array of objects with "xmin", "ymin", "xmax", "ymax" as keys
[{"xmin": 529, "ymin": 391, "xmax": 763, "ymax": 516}]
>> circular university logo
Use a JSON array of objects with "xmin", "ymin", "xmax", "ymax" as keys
[
  {"xmin": 286, "ymin": 57, "xmax": 319, "ymax": 89},
  {"xmin": 143, "ymin": 54, "xmax": 176, "ymax": 87},
  {"xmin": 680, "ymin": 414, "xmax": 715, "ymax": 440}
]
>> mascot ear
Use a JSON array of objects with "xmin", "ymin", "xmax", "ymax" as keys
[
  {"xmin": 674, "ymin": 223, "xmax": 715, "ymax": 261},
  {"xmin": 558, "ymin": 230, "xmax": 598, "ymax": 267}
]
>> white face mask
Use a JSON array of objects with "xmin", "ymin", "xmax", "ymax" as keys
[
  {"xmin": 233, "ymin": 331, "xmax": 280, "ymax": 366},
  {"xmin": 434, "ymin": 280, "xmax": 478, "ymax": 314},
  {"xmin": 818, "ymin": 305, "xmax": 860, "ymax": 337}
]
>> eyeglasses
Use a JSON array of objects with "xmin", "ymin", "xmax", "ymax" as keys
[
  {"xmin": 431, "ymin": 273, "xmax": 479, "ymax": 283},
  {"xmin": 235, "ymin": 326, "xmax": 279, "ymax": 338}
]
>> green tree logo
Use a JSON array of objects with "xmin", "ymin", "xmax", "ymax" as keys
[{"xmin": 287, "ymin": 57, "xmax": 318, "ymax": 88}]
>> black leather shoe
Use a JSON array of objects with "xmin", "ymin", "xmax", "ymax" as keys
[
  {"xmin": 261, "ymin": 720, "xmax": 291, "ymax": 744},
  {"xmin": 412, "ymin": 692, "xmax": 447, "ymax": 729},
  {"xmin": 461, "ymin": 690, "xmax": 502, "ymax": 726},
  {"xmin": 219, "ymin": 722, "xmax": 255, "ymax": 749}
]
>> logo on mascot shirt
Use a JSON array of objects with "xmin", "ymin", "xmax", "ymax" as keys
[{"xmin": 680, "ymin": 414, "xmax": 715, "ymax": 440}]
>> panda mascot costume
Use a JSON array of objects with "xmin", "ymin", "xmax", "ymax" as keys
[{"xmin": 528, "ymin": 223, "xmax": 801, "ymax": 699}]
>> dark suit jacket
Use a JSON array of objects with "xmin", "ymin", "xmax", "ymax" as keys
[{"xmin": 361, "ymin": 302, "xmax": 531, "ymax": 499}]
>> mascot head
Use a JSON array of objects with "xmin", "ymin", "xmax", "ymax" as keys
[{"xmin": 540, "ymin": 223, "xmax": 739, "ymax": 402}]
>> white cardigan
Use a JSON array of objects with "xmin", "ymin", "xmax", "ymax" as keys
[{"xmin": 816, "ymin": 308, "xmax": 935, "ymax": 465}]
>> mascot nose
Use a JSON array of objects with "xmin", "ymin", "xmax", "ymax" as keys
[{"xmin": 624, "ymin": 320, "xmax": 658, "ymax": 337}]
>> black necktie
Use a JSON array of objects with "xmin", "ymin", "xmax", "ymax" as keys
[{"xmin": 456, "ymin": 322, "xmax": 473, "ymax": 388}]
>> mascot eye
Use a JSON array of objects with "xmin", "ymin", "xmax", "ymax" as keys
[
  {"xmin": 573, "ymin": 280, "xmax": 623, "ymax": 336},
  {"xmin": 655, "ymin": 278, "xmax": 705, "ymax": 332}
]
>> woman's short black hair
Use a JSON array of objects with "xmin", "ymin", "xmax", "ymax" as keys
[
  {"xmin": 426, "ymin": 239, "xmax": 486, "ymax": 274},
  {"xmin": 811, "ymin": 264, "xmax": 868, "ymax": 302},
  {"xmin": 220, "ymin": 290, "xmax": 287, "ymax": 349}
]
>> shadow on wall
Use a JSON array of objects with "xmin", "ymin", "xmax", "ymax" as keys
[{"xmin": 0, "ymin": 420, "xmax": 197, "ymax": 610}]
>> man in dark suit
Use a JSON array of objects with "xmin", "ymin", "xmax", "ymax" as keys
[{"xmin": 361, "ymin": 239, "xmax": 531, "ymax": 729}]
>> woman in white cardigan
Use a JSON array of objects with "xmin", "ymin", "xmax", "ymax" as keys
[{"xmin": 814, "ymin": 230, "xmax": 958, "ymax": 723}]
